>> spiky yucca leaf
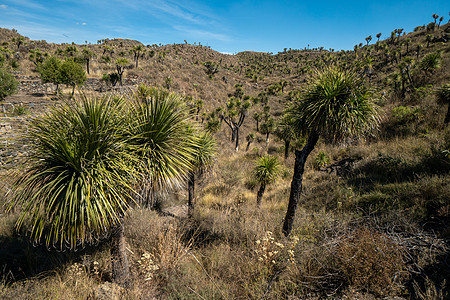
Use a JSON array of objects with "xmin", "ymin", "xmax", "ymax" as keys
[
  {"xmin": 128, "ymin": 87, "xmax": 199, "ymax": 191},
  {"xmin": 9, "ymin": 95, "xmax": 139, "ymax": 249},
  {"xmin": 436, "ymin": 83, "xmax": 450, "ymax": 105},
  {"xmin": 288, "ymin": 66, "xmax": 381, "ymax": 142},
  {"xmin": 254, "ymin": 155, "xmax": 280, "ymax": 186},
  {"xmin": 192, "ymin": 132, "xmax": 216, "ymax": 173}
]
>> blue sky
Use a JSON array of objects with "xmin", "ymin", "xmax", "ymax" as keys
[{"xmin": 0, "ymin": 0, "xmax": 448, "ymax": 54}]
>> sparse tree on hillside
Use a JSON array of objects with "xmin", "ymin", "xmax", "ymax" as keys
[
  {"xmin": 416, "ymin": 44, "xmax": 423, "ymax": 59},
  {"xmin": 405, "ymin": 38, "xmax": 411, "ymax": 54},
  {"xmin": 11, "ymin": 36, "xmax": 24, "ymax": 49},
  {"xmin": 426, "ymin": 34, "xmax": 433, "ymax": 47},
  {"xmin": 115, "ymin": 58, "xmax": 129, "ymax": 86},
  {"xmin": 260, "ymin": 116, "xmax": 274, "ymax": 145},
  {"xmin": 401, "ymin": 57, "xmax": 415, "ymax": 88},
  {"xmin": 187, "ymin": 132, "xmax": 216, "ymax": 216},
  {"xmin": 0, "ymin": 68, "xmax": 18, "ymax": 103},
  {"xmin": 59, "ymin": 59, "xmax": 87, "ymax": 96},
  {"xmin": 376, "ymin": 33, "xmax": 382, "ymax": 42},
  {"xmin": 37, "ymin": 56, "xmax": 62, "ymax": 94},
  {"xmin": 365, "ymin": 35, "xmax": 372, "ymax": 46},
  {"xmin": 275, "ymin": 114, "xmax": 297, "ymax": 160},
  {"xmin": 436, "ymin": 83, "xmax": 450, "ymax": 124},
  {"xmin": 64, "ymin": 45, "xmax": 78, "ymax": 57},
  {"xmin": 282, "ymin": 67, "xmax": 380, "ymax": 236},
  {"xmin": 81, "ymin": 47, "xmax": 95, "ymax": 74},
  {"xmin": 223, "ymin": 97, "xmax": 251, "ymax": 151},
  {"xmin": 29, "ymin": 49, "xmax": 47, "ymax": 66},
  {"xmin": 131, "ymin": 45, "xmax": 144, "ymax": 68},
  {"xmin": 204, "ymin": 61, "xmax": 219, "ymax": 76},
  {"xmin": 254, "ymin": 155, "xmax": 280, "ymax": 207},
  {"xmin": 438, "ymin": 16, "xmax": 444, "ymax": 28},
  {"xmin": 433, "ymin": 14, "xmax": 439, "ymax": 24},
  {"xmin": 246, "ymin": 133, "xmax": 255, "ymax": 151},
  {"xmin": 253, "ymin": 111, "xmax": 261, "ymax": 132}
]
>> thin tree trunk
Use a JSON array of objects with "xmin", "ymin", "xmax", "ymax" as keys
[
  {"xmin": 445, "ymin": 105, "xmax": 450, "ymax": 124},
  {"xmin": 231, "ymin": 127, "xmax": 236, "ymax": 142},
  {"xmin": 86, "ymin": 59, "xmax": 90, "ymax": 74},
  {"xmin": 110, "ymin": 219, "xmax": 129, "ymax": 286},
  {"xmin": 284, "ymin": 140, "xmax": 290, "ymax": 160},
  {"xmin": 235, "ymin": 128, "xmax": 240, "ymax": 151},
  {"xmin": 282, "ymin": 133, "xmax": 319, "ymax": 236},
  {"xmin": 188, "ymin": 171, "xmax": 195, "ymax": 216},
  {"xmin": 256, "ymin": 184, "xmax": 266, "ymax": 207},
  {"xmin": 246, "ymin": 141, "xmax": 252, "ymax": 151}
]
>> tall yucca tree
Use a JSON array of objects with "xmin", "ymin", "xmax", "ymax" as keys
[
  {"xmin": 187, "ymin": 132, "xmax": 216, "ymax": 216},
  {"xmin": 282, "ymin": 66, "xmax": 380, "ymax": 236},
  {"xmin": 436, "ymin": 83, "xmax": 450, "ymax": 124},
  {"xmin": 275, "ymin": 114, "xmax": 297, "ymax": 160},
  {"xmin": 254, "ymin": 155, "xmax": 280, "ymax": 207},
  {"xmin": 128, "ymin": 87, "xmax": 199, "ymax": 208},
  {"xmin": 8, "ymin": 95, "xmax": 139, "ymax": 284}
]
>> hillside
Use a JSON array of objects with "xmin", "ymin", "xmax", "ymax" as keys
[{"xmin": 0, "ymin": 20, "xmax": 449, "ymax": 299}]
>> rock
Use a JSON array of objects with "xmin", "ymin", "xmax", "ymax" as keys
[{"xmin": 94, "ymin": 282, "xmax": 124, "ymax": 300}]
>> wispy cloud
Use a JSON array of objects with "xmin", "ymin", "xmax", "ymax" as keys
[
  {"xmin": 0, "ymin": 4, "xmax": 7, "ymax": 9},
  {"xmin": 110, "ymin": 0, "xmax": 218, "ymax": 25},
  {"xmin": 7, "ymin": 0, "xmax": 46, "ymax": 11},
  {"xmin": 173, "ymin": 26, "xmax": 231, "ymax": 42}
]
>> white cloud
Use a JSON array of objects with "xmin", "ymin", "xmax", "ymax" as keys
[
  {"xmin": 0, "ymin": 4, "xmax": 7, "ymax": 9},
  {"xmin": 173, "ymin": 26, "xmax": 231, "ymax": 42},
  {"xmin": 81, "ymin": 22, "xmax": 87, "ymax": 26}
]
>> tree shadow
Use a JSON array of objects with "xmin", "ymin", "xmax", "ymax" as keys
[
  {"xmin": 0, "ymin": 234, "xmax": 110, "ymax": 284},
  {"xmin": 346, "ymin": 151, "xmax": 450, "ymax": 193}
]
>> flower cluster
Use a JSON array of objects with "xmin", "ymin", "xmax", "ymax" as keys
[
  {"xmin": 67, "ymin": 262, "xmax": 85, "ymax": 277},
  {"xmin": 137, "ymin": 252, "xmax": 160, "ymax": 281},
  {"xmin": 254, "ymin": 231, "xmax": 299, "ymax": 268}
]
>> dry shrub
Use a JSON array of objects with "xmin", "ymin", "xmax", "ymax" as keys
[
  {"xmin": 125, "ymin": 209, "xmax": 190, "ymax": 272},
  {"xmin": 336, "ymin": 227, "xmax": 408, "ymax": 297}
]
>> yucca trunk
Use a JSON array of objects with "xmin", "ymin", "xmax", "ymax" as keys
[
  {"xmin": 235, "ymin": 128, "xmax": 240, "ymax": 151},
  {"xmin": 445, "ymin": 105, "xmax": 450, "ymax": 124},
  {"xmin": 188, "ymin": 171, "xmax": 195, "ymax": 216},
  {"xmin": 256, "ymin": 184, "xmax": 266, "ymax": 207},
  {"xmin": 110, "ymin": 219, "xmax": 129, "ymax": 286},
  {"xmin": 283, "ymin": 133, "xmax": 319, "ymax": 236},
  {"xmin": 284, "ymin": 140, "xmax": 290, "ymax": 160}
]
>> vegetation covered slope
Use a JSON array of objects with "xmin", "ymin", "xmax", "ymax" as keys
[{"xmin": 0, "ymin": 16, "xmax": 449, "ymax": 299}]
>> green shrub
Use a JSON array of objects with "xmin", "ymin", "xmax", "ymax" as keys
[
  {"xmin": 314, "ymin": 151, "xmax": 330, "ymax": 169},
  {"xmin": 392, "ymin": 106, "xmax": 423, "ymax": 124},
  {"xmin": 0, "ymin": 68, "xmax": 18, "ymax": 101}
]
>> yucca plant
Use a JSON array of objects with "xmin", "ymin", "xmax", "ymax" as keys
[
  {"xmin": 419, "ymin": 52, "xmax": 441, "ymax": 73},
  {"xmin": 246, "ymin": 133, "xmax": 255, "ymax": 151},
  {"xmin": 187, "ymin": 132, "xmax": 216, "ymax": 216},
  {"xmin": 128, "ymin": 87, "xmax": 200, "ymax": 208},
  {"xmin": 254, "ymin": 155, "xmax": 280, "ymax": 207},
  {"xmin": 8, "ymin": 95, "xmax": 139, "ymax": 284},
  {"xmin": 436, "ymin": 83, "xmax": 450, "ymax": 124},
  {"xmin": 283, "ymin": 66, "xmax": 380, "ymax": 236},
  {"xmin": 275, "ymin": 114, "xmax": 297, "ymax": 159}
]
